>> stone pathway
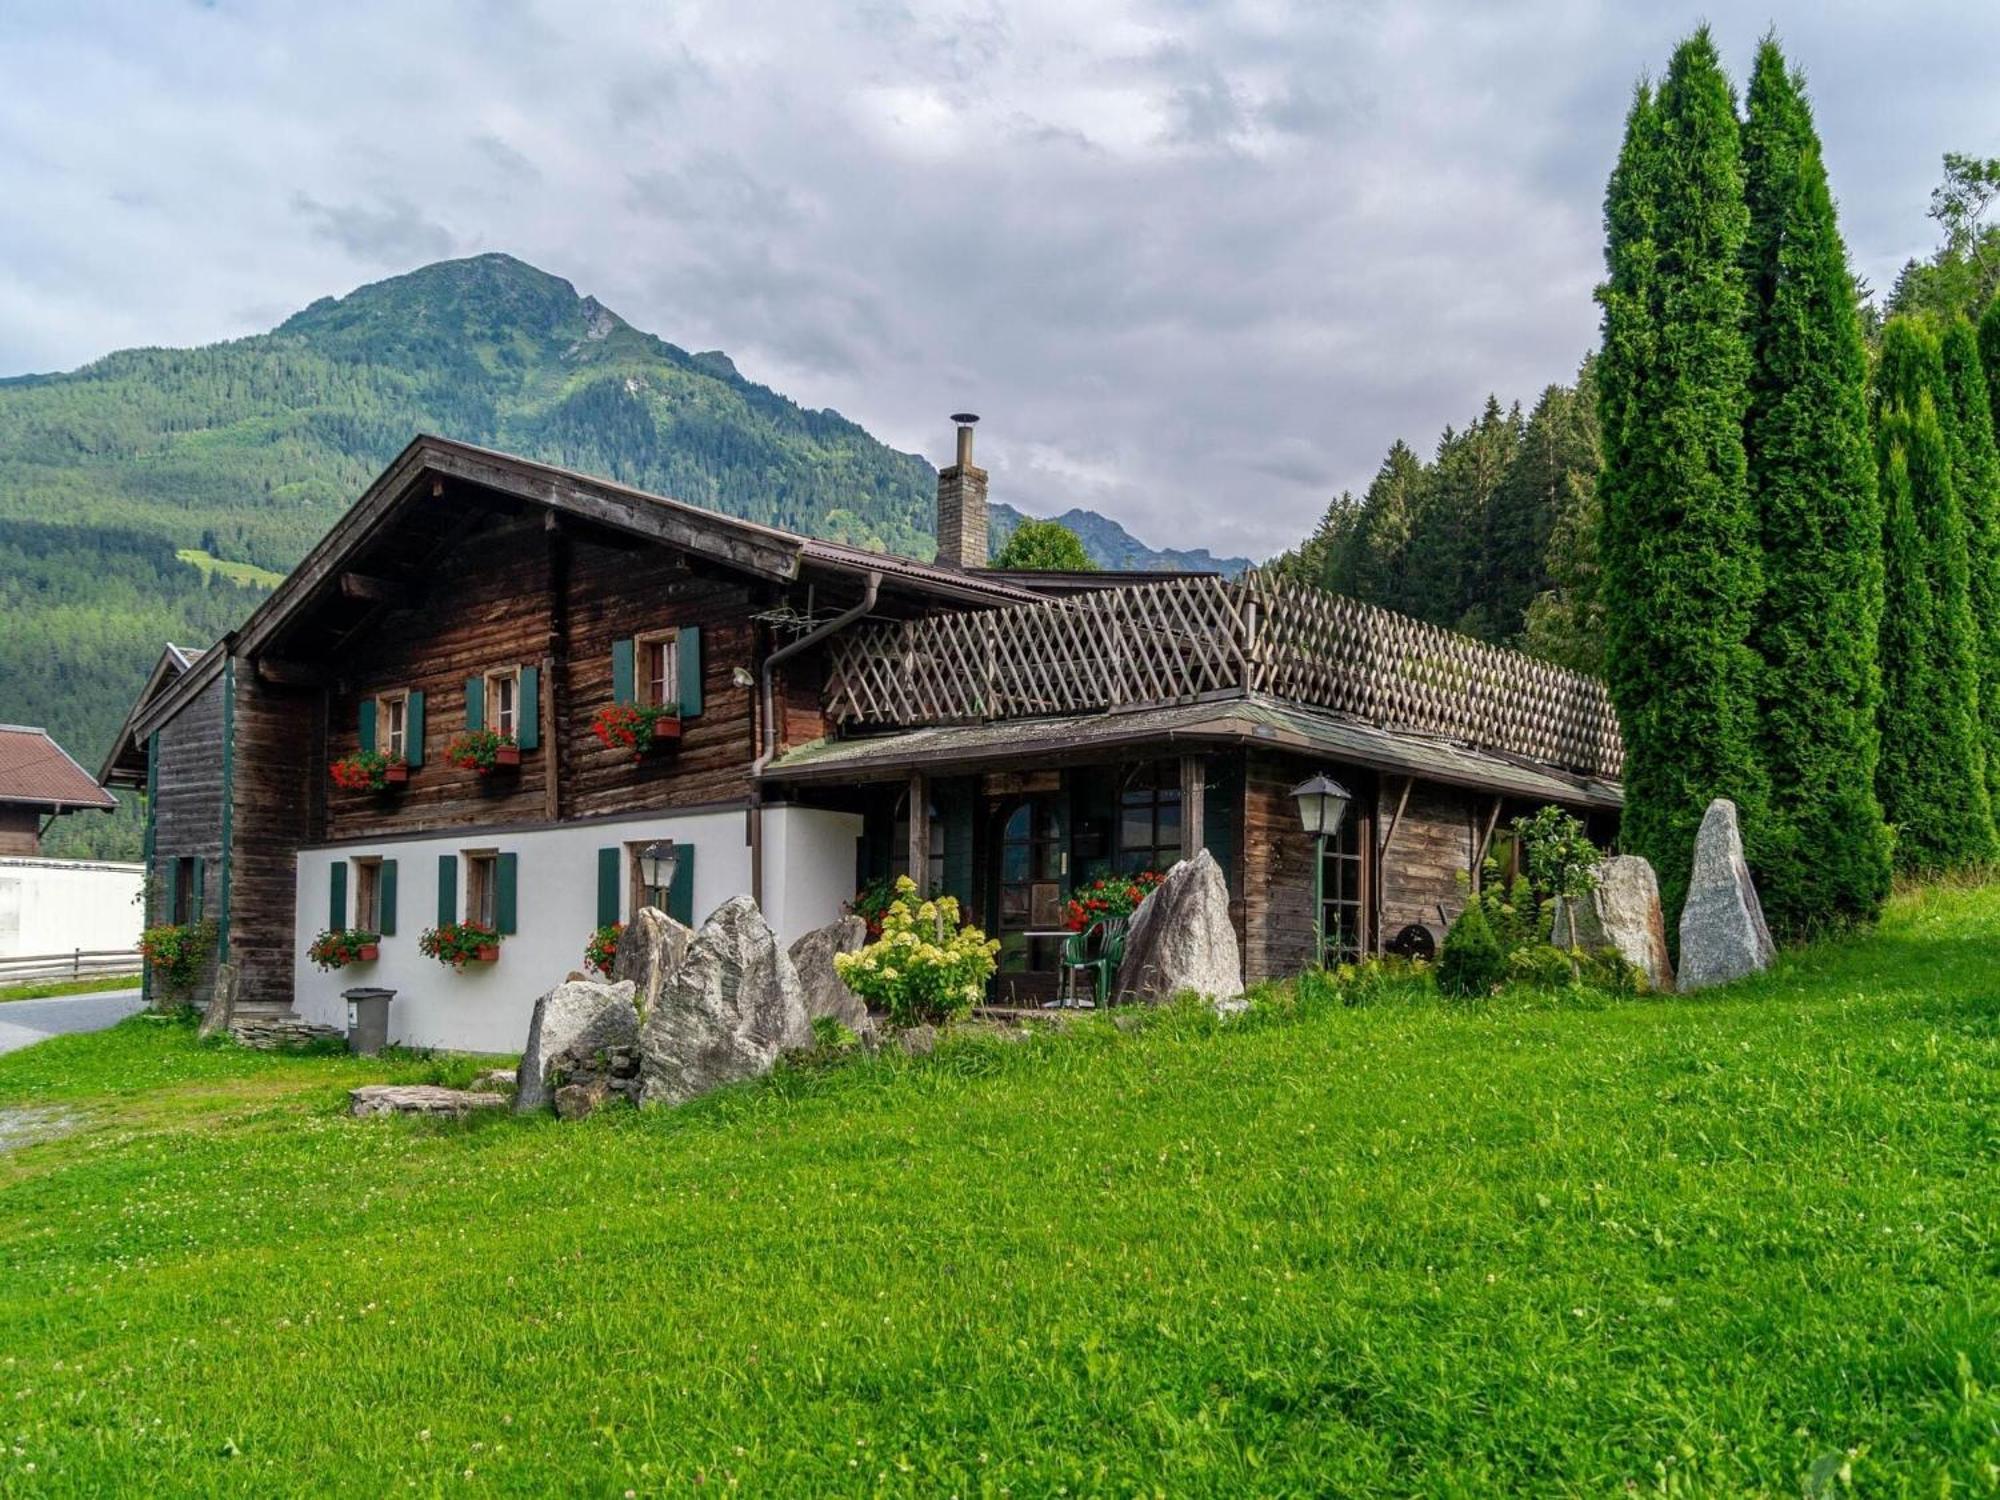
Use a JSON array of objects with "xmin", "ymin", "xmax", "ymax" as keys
[{"xmin": 0, "ymin": 989, "xmax": 146, "ymax": 1057}]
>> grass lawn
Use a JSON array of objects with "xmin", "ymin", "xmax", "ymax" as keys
[
  {"xmin": 0, "ymin": 974, "xmax": 141, "ymax": 1004},
  {"xmin": 1, "ymin": 889, "xmax": 1998, "ymax": 1495}
]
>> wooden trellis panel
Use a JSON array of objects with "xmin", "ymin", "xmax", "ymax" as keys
[{"xmin": 823, "ymin": 573, "xmax": 1622, "ymax": 777}]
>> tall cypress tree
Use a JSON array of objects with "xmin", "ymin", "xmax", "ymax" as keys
[
  {"xmin": 1981, "ymin": 296, "xmax": 2000, "ymax": 436},
  {"xmin": 1739, "ymin": 38, "xmax": 1889, "ymax": 935},
  {"xmin": 1873, "ymin": 319, "xmax": 1995, "ymax": 869},
  {"xmin": 1938, "ymin": 317, "xmax": 2000, "ymax": 807},
  {"xmin": 1597, "ymin": 29, "xmax": 1767, "ymax": 927}
]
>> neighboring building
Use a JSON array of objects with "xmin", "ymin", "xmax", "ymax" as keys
[
  {"xmin": 104, "ymin": 425, "xmax": 1622, "ymax": 1049},
  {"xmin": 0, "ymin": 725, "xmax": 136, "ymax": 961}
]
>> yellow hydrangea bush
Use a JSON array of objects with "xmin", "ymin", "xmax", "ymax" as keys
[{"xmin": 833, "ymin": 876, "xmax": 1000, "ymax": 1026}]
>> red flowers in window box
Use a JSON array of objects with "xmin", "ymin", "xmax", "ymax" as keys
[
  {"xmin": 419, "ymin": 922, "xmax": 502, "ymax": 968},
  {"xmin": 590, "ymin": 703, "xmax": 682, "ymax": 761},
  {"xmin": 585, "ymin": 922, "xmax": 622, "ymax": 977},
  {"xmin": 1063, "ymin": 870, "xmax": 1166, "ymax": 931},
  {"xmin": 330, "ymin": 751, "xmax": 408, "ymax": 793},
  {"xmin": 444, "ymin": 730, "xmax": 519, "ymax": 775}
]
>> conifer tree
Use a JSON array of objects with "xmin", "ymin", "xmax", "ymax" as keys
[
  {"xmin": 1981, "ymin": 295, "xmax": 2000, "ymax": 435},
  {"xmin": 1739, "ymin": 37, "xmax": 1889, "ymax": 935},
  {"xmin": 1596, "ymin": 30, "xmax": 1767, "ymax": 927},
  {"xmin": 1873, "ymin": 377, "xmax": 1996, "ymax": 870},
  {"xmin": 1348, "ymin": 441, "xmax": 1424, "ymax": 609},
  {"xmin": 1938, "ymin": 318, "xmax": 2000, "ymax": 807}
]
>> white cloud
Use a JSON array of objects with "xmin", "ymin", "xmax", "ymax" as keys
[{"xmin": 0, "ymin": 0, "xmax": 1994, "ymax": 558}]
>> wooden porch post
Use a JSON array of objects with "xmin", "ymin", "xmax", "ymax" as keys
[
  {"xmin": 1180, "ymin": 754, "xmax": 1206, "ymax": 861},
  {"xmin": 906, "ymin": 771, "xmax": 930, "ymax": 891}
]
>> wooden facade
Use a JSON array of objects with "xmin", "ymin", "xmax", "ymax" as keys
[{"xmin": 0, "ymin": 807, "xmax": 38, "ymax": 858}]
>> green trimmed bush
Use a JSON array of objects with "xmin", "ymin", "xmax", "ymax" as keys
[{"xmin": 1437, "ymin": 902, "xmax": 1506, "ymax": 998}]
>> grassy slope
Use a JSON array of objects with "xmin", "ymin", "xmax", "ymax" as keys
[{"xmin": 1, "ymin": 889, "xmax": 1997, "ymax": 1495}]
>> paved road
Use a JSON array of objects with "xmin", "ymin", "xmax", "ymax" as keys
[{"xmin": 0, "ymin": 989, "xmax": 147, "ymax": 1056}]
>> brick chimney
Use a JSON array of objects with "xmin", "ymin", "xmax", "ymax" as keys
[{"xmin": 935, "ymin": 413, "xmax": 988, "ymax": 570}]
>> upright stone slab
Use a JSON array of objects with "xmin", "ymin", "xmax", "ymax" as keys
[
  {"xmin": 788, "ymin": 916, "xmax": 875, "ymax": 1040},
  {"xmin": 1551, "ymin": 855, "xmax": 1675, "ymax": 993},
  {"xmin": 611, "ymin": 907, "xmax": 693, "ymax": 1018},
  {"xmin": 1677, "ymin": 799, "xmax": 1775, "ymax": 992},
  {"xmin": 514, "ymin": 978, "xmax": 640, "ymax": 1114},
  {"xmin": 1114, "ymin": 849, "xmax": 1244, "ymax": 1006},
  {"xmin": 197, "ymin": 961, "xmax": 240, "ymax": 1041},
  {"xmin": 639, "ymin": 895, "xmax": 812, "ymax": 1108}
]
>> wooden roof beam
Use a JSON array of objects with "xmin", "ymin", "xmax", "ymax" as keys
[{"xmin": 339, "ymin": 572, "xmax": 405, "ymax": 604}]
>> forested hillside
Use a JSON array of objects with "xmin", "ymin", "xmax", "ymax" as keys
[{"xmin": 0, "ymin": 254, "xmax": 1241, "ymax": 857}]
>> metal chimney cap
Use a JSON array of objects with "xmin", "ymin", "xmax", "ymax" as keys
[{"xmin": 950, "ymin": 412, "xmax": 980, "ymax": 426}]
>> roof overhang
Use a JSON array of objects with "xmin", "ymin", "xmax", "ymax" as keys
[
  {"xmin": 101, "ymin": 644, "xmax": 202, "ymax": 785},
  {"xmin": 762, "ymin": 693, "xmax": 1623, "ymax": 809}
]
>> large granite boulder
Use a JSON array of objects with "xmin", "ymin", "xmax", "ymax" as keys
[
  {"xmin": 1114, "ymin": 849, "xmax": 1244, "ymax": 1006},
  {"xmin": 350, "ymin": 1085, "xmax": 508, "ymax": 1119},
  {"xmin": 787, "ymin": 916, "xmax": 875, "ymax": 1041},
  {"xmin": 639, "ymin": 895, "xmax": 812, "ymax": 1107},
  {"xmin": 611, "ymin": 906, "xmax": 694, "ymax": 1018},
  {"xmin": 1677, "ymin": 798, "xmax": 1775, "ymax": 992},
  {"xmin": 514, "ymin": 978, "xmax": 640, "ymax": 1114},
  {"xmin": 197, "ymin": 961, "xmax": 240, "ymax": 1041},
  {"xmin": 1551, "ymin": 855, "xmax": 1675, "ymax": 993}
]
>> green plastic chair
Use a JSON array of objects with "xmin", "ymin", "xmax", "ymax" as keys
[{"xmin": 1061, "ymin": 917, "xmax": 1128, "ymax": 1008}]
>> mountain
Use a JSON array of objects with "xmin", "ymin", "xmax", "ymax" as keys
[
  {"xmin": 0, "ymin": 254, "xmax": 1245, "ymax": 857},
  {"xmin": 991, "ymin": 504, "xmax": 1249, "ymax": 575}
]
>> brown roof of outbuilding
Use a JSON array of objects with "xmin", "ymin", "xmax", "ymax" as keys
[{"xmin": 0, "ymin": 725, "xmax": 118, "ymax": 811}]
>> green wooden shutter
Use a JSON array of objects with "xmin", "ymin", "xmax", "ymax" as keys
[
  {"xmin": 496, "ymin": 852, "xmax": 519, "ymax": 935},
  {"xmin": 677, "ymin": 627, "xmax": 703, "ymax": 717},
  {"xmin": 611, "ymin": 638, "xmax": 636, "ymax": 705},
  {"xmin": 517, "ymin": 665, "xmax": 540, "ymax": 750},
  {"xmin": 329, "ymin": 861, "xmax": 348, "ymax": 932},
  {"xmin": 358, "ymin": 697, "xmax": 377, "ymax": 755},
  {"xmin": 668, "ymin": 845, "xmax": 696, "ymax": 926},
  {"xmin": 596, "ymin": 848, "xmax": 622, "ymax": 926},
  {"xmin": 437, "ymin": 854, "xmax": 458, "ymax": 926},
  {"xmin": 464, "ymin": 678, "xmax": 484, "ymax": 732},
  {"xmin": 164, "ymin": 859, "xmax": 181, "ymax": 927},
  {"xmin": 378, "ymin": 859, "xmax": 398, "ymax": 936},
  {"xmin": 405, "ymin": 691, "xmax": 425, "ymax": 769},
  {"xmin": 940, "ymin": 781, "xmax": 975, "ymax": 907},
  {"xmin": 191, "ymin": 856, "xmax": 206, "ymax": 921}
]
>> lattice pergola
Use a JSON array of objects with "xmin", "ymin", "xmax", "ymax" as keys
[{"xmin": 823, "ymin": 573, "xmax": 1623, "ymax": 778}]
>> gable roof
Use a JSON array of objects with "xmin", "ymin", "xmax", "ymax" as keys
[
  {"xmin": 101, "ymin": 643, "xmax": 206, "ymax": 786},
  {"xmin": 0, "ymin": 725, "xmax": 118, "ymax": 812}
]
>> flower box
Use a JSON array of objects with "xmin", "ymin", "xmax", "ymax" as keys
[
  {"xmin": 473, "ymin": 944, "xmax": 500, "ymax": 964},
  {"xmin": 331, "ymin": 751, "xmax": 409, "ymax": 794},
  {"xmin": 383, "ymin": 764, "xmax": 409, "ymax": 785},
  {"xmin": 493, "ymin": 746, "xmax": 521, "ymax": 768},
  {"xmin": 590, "ymin": 703, "xmax": 682, "ymax": 760},
  {"xmin": 419, "ymin": 921, "xmax": 502, "ymax": 969},
  {"xmin": 443, "ymin": 730, "xmax": 519, "ymax": 776},
  {"xmin": 354, "ymin": 943, "xmax": 380, "ymax": 962}
]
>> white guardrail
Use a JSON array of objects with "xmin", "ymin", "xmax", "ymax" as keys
[{"xmin": 0, "ymin": 949, "xmax": 143, "ymax": 986}]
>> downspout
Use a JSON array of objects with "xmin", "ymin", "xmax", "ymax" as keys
[{"xmin": 750, "ymin": 570, "xmax": 882, "ymax": 908}]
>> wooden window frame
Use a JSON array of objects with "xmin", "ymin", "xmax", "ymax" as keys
[
  {"xmin": 172, "ymin": 855, "xmax": 196, "ymax": 925},
  {"xmin": 464, "ymin": 849, "xmax": 499, "ymax": 931},
  {"xmin": 625, "ymin": 840, "xmax": 672, "ymax": 915},
  {"xmin": 352, "ymin": 857, "xmax": 382, "ymax": 932},
  {"xmin": 636, "ymin": 629, "xmax": 680, "ymax": 712},
  {"xmin": 1116, "ymin": 760, "xmax": 1184, "ymax": 875},
  {"xmin": 378, "ymin": 690, "xmax": 410, "ymax": 763},
  {"xmin": 483, "ymin": 669, "xmax": 520, "ymax": 742}
]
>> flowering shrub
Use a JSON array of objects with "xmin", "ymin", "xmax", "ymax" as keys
[
  {"xmin": 443, "ymin": 729, "xmax": 516, "ymax": 775},
  {"xmin": 833, "ymin": 875, "xmax": 998, "ymax": 1026},
  {"xmin": 1064, "ymin": 870, "xmax": 1164, "ymax": 931},
  {"xmin": 419, "ymin": 921, "xmax": 501, "ymax": 968},
  {"xmin": 590, "ymin": 703, "xmax": 678, "ymax": 760},
  {"xmin": 140, "ymin": 919, "xmax": 215, "ymax": 995},
  {"xmin": 585, "ymin": 922, "xmax": 622, "ymax": 977},
  {"xmin": 307, "ymin": 928, "xmax": 381, "ymax": 971},
  {"xmin": 848, "ymin": 876, "xmax": 900, "ymax": 939},
  {"xmin": 330, "ymin": 750, "xmax": 404, "ymax": 792}
]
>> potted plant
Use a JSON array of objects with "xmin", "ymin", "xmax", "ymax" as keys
[
  {"xmin": 330, "ymin": 750, "xmax": 409, "ymax": 792},
  {"xmin": 419, "ymin": 921, "xmax": 502, "ymax": 968},
  {"xmin": 590, "ymin": 702, "xmax": 682, "ymax": 760},
  {"xmin": 443, "ymin": 729, "xmax": 520, "ymax": 775},
  {"xmin": 307, "ymin": 927, "xmax": 381, "ymax": 970},
  {"xmin": 1063, "ymin": 869, "xmax": 1165, "ymax": 931},
  {"xmin": 585, "ymin": 922, "xmax": 622, "ymax": 977}
]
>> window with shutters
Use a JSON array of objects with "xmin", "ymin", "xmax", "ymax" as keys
[
  {"xmin": 484, "ymin": 670, "xmax": 519, "ymax": 741},
  {"xmin": 465, "ymin": 851, "xmax": 499, "ymax": 930},
  {"xmin": 172, "ymin": 856, "xmax": 196, "ymax": 924},
  {"xmin": 353, "ymin": 858, "xmax": 382, "ymax": 931},
  {"xmin": 637, "ymin": 630, "xmax": 679, "ymax": 711},
  {"xmin": 378, "ymin": 691, "xmax": 409, "ymax": 762}
]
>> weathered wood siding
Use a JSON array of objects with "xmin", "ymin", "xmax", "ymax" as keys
[
  {"xmin": 1240, "ymin": 751, "xmax": 1325, "ymax": 984},
  {"xmin": 320, "ymin": 531, "xmax": 763, "ymax": 842},
  {"xmin": 1378, "ymin": 782, "xmax": 1480, "ymax": 943},
  {"xmin": 228, "ymin": 671, "xmax": 316, "ymax": 1009},
  {"xmin": 147, "ymin": 669, "xmax": 228, "ymax": 928},
  {"xmin": 0, "ymin": 806, "xmax": 39, "ymax": 857}
]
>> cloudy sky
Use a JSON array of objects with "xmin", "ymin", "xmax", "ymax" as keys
[{"xmin": 1, "ymin": 2, "xmax": 1993, "ymax": 560}]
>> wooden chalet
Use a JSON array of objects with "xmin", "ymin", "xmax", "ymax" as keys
[{"xmin": 108, "ymin": 422, "xmax": 1622, "ymax": 1047}]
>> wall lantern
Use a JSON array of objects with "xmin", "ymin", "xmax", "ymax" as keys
[
  {"xmin": 638, "ymin": 839, "xmax": 679, "ymax": 898},
  {"xmin": 1290, "ymin": 774, "xmax": 1353, "ymax": 967}
]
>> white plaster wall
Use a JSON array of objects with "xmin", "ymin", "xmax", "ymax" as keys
[
  {"xmin": 0, "ymin": 858, "xmax": 144, "ymax": 960},
  {"xmin": 293, "ymin": 806, "xmax": 860, "ymax": 1054}
]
